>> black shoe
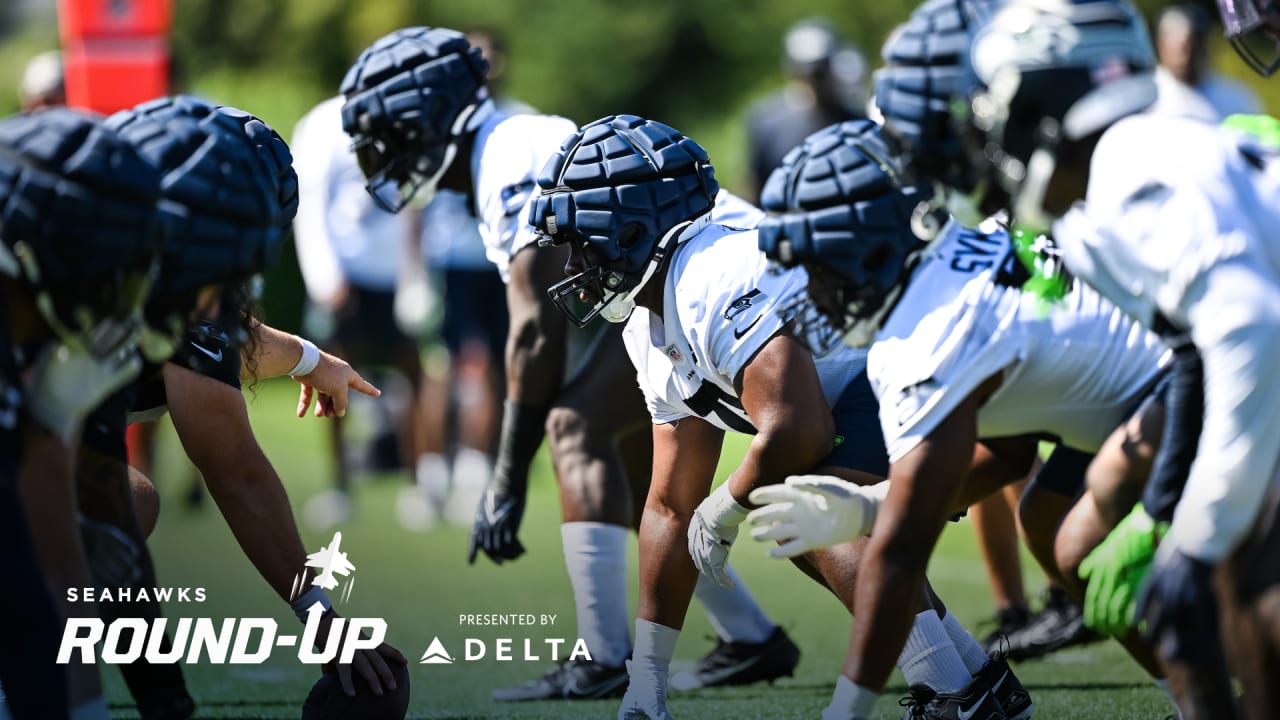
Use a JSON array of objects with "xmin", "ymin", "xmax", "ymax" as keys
[
  {"xmin": 668, "ymin": 626, "xmax": 800, "ymax": 690},
  {"xmin": 974, "ymin": 643, "xmax": 1033, "ymax": 720},
  {"xmin": 490, "ymin": 658, "xmax": 628, "ymax": 701},
  {"xmin": 898, "ymin": 680, "xmax": 1008, "ymax": 720},
  {"xmin": 1006, "ymin": 588, "xmax": 1101, "ymax": 662},
  {"xmin": 977, "ymin": 607, "xmax": 1031, "ymax": 655}
]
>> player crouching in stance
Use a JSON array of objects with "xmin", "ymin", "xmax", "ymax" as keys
[
  {"xmin": 530, "ymin": 114, "xmax": 1021, "ymax": 720},
  {"xmin": 0, "ymin": 108, "xmax": 166, "ymax": 719},
  {"xmin": 952, "ymin": 1, "xmax": 1280, "ymax": 716},
  {"xmin": 749, "ymin": 117, "xmax": 1193, "ymax": 718}
]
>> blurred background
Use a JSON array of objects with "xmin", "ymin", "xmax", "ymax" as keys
[{"xmin": 4, "ymin": 0, "xmax": 1272, "ymax": 333}]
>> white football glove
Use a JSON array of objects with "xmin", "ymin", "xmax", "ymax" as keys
[
  {"xmin": 393, "ymin": 271, "xmax": 442, "ymax": 340},
  {"xmin": 26, "ymin": 341, "xmax": 141, "ymax": 443},
  {"xmin": 687, "ymin": 484, "xmax": 749, "ymax": 588},
  {"xmin": 618, "ymin": 659, "xmax": 675, "ymax": 720},
  {"xmin": 746, "ymin": 476, "xmax": 889, "ymax": 558}
]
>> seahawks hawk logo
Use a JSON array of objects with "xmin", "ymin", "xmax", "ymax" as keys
[{"xmin": 724, "ymin": 289, "xmax": 764, "ymax": 320}]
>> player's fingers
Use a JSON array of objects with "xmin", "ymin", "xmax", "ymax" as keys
[
  {"xmin": 353, "ymin": 652, "xmax": 384, "ymax": 696},
  {"xmin": 744, "ymin": 502, "xmax": 794, "ymax": 528},
  {"xmin": 712, "ymin": 565, "xmax": 735, "ymax": 589},
  {"xmin": 751, "ymin": 520, "xmax": 801, "ymax": 543},
  {"xmin": 770, "ymin": 538, "xmax": 812, "ymax": 559},
  {"xmin": 328, "ymin": 383, "xmax": 351, "ymax": 417},
  {"xmin": 366, "ymin": 648, "xmax": 397, "ymax": 691},
  {"xmin": 296, "ymin": 384, "xmax": 314, "ymax": 418},
  {"xmin": 316, "ymin": 394, "xmax": 334, "ymax": 418},
  {"xmin": 337, "ymin": 664, "xmax": 356, "ymax": 697},
  {"xmin": 467, "ymin": 533, "xmax": 480, "ymax": 565},
  {"xmin": 747, "ymin": 485, "xmax": 796, "ymax": 507},
  {"xmin": 349, "ymin": 371, "xmax": 381, "ymax": 398}
]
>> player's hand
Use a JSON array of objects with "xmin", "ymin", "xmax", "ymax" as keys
[
  {"xmin": 468, "ymin": 483, "xmax": 527, "ymax": 564},
  {"xmin": 746, "ymin": 476, "xmax": 886, "ymax": 558},
  {"xmin": 294, "ymin": 351, "xmax": 380, "ymax": 418},
  {"xmin": 317, "ymin": 610, "xmax": 408, "ymax": 697},
  {"xmin": 618, "ymin": 660, "xmax": 675, "ymax": 720},
  {"xmin": 1137, "ymin": 547, "xmax": 1220, "ymax": 664},
  {"xmin": 687, "ymin": 484, "xmax": 749, "ymax": 588},
  {"xmin": 1079, "ymin": 503, "xmax": 1164, "ymax": 636},
  {"xmin": 27, "ymin": 340, "xmax": 142, "ymax": 442}
]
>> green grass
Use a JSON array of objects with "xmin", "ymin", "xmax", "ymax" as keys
[{"xmin": 106, "ymin": 378, "xmax": 1171, "ymax": 719}]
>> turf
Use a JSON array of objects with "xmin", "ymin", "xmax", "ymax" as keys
[{"xmin": 103, "ymin": 378, "xmax": 1172, "ymax": 719}]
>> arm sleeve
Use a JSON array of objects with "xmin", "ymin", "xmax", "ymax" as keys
[
  {"xmin": 1165, "ymin": 258, "xmax": 1280, "ymax": 563},
  {"xmin": 1141, "ymin": 338, "xmax": 1203, "ymax": 523}
]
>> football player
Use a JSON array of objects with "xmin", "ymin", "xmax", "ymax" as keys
[
  {"xmin": 531, "ymin": 114, "xmax": 1028, "ymax": 720},
  {"xmin": 341, "ymin": 28, "xmax": 795, "ymax": 699},
  {"xmin": 72, "ymin": 96, "xmax": 404, "ymax": 718},
  {"xmin": 749, "ymin": 118, "xmax": 1188, "ymax": 719},
  {"xmin": 0, "ymin": 107, "xmax": 165, "ymax": 719},
  {"xmin": 954, "ymin": 1, "xmax": 1280, "ymax": 716}
]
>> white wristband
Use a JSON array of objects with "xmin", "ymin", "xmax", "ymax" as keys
[
  {"xmin": 707, "ymin": 482, "xmax": 751, "ymax": 528},
  {"xmin": 288, "ymin": 337, "xmax": 320, "ymax": 377},
  {"xmin": 290, "ymin": 586, "xmax": 332, "ymax": 623}
]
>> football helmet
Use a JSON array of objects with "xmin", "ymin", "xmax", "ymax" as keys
[
  {"xmin": 528, "ymin": 115, "xmax": 719, "ymax": 327},
  {"xmin": 107, "ymin": 95, "xmax": 292, "ymax": 359},
  {"xmin": 0, "ymin": 108, "xmax": 162, "ymax": 357},
  {"xmin": 965, "ymin": 0, "xmax": 1157, "ymax": 234},
  {"xmin": 341, "ymin": 27, "xmax": 495, "ymax": 213},
  {"xmin": 757, "ymin": 120, "xmax": 939, "ymax": 349},
  {"xmin": 1216, "ymin": 0, "xmax": 1280, "ymax": 76},
  {"xmin": 874, "ymin": 0, "xmax": 1001, "ymax": 197}
]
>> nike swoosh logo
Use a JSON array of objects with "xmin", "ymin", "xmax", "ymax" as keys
[
  {"xmin": 733, "ymin": 316, "xmax": 762, "ymax": 340},
  {"xmin": 483, "ymin": 494, "xmax": 513, "ymax": 524},
  {"xmin": 691, "ymin": 656, "xmax": 762, "ymax": 686},
  {"xmin": 957, "ymin": 691, "xmax": 991, "ymax": 720},
  {"xmin": 564, "ymin": 673, "xmax": 628, "ymax": 699},
  {"xmin": 188, "ymin": 342, "xmax": 223, "ymax": 362},
  {"xmin": 989, "ymin": 669, "xmax": 1008, "ymax": 694}
]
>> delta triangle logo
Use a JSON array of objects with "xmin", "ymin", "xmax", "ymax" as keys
[{"xmin": 420, "ymin": 636, "xmax": 454, "ymax": 665}]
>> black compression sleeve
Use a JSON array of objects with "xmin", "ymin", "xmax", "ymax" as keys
[
  {"xmin": 1142, "ymin": 341, "xmax": 1204, "ymax": 523},
  {"xmin": 491, "ymin": 400, "xmax": 551, "ymax": 496}
]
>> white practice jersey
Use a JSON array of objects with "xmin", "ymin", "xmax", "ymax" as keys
[
  {"xmin": 1052, "ymin": 113, "xmax": 1280, "ymax": 564},
  {"xmin": 471, "ymin": 111, "xmax": 765, "ymax": 283},
  {"xmin": 471, "ymin": 112, "xmax": 579, "ymax": 283},
  {"xmin": 622, "ymin": 224, "xmax": 864, "ymax": 433},
  {"xmin": 868, "ymin": 221, "xmax": 1170, "ymax": 464}
]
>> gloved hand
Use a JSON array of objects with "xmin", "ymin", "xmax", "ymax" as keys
[
  {"xmin": 618, "ymin": 659, "xmax": 675, "ymax": 720},
  {"xmin": 26, "ymin": 341, "xmax": 141, "ymax": 443},
  {"xmin": 468, "ymin": 481, "xmax": 527, "ymax": 565},
  {"xmin": 746, "ymin": 476, "xmax": 888, "ymax": 558},
  {"xmin": 393, "ymin": 271, "xmax": 442, "ymax": 340},
  {"xmin": 1138, "ymin": 546, "xmax": 1221, "ymax": 664},
  {"xmin": 1079, "ymin": 503, "xmax": 1166, "ymax": 636},
  {"xmin": 687, "ymin": 484, "xmax": 749, "ymax": 588}
]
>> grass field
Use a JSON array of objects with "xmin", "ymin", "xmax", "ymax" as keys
[{"xmin": 102, "ymin": 378, "xmax": 1173, "ymax": 719}]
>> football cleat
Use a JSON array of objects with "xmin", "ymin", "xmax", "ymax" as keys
[
  {"xmin": 978, "ymin": 607, "xmax": 1031, "ymax": 655},
  {"xmin": 899, "ymin": 680, "xmax": 1008, "ymax": 720},
  {"xmin": 668, "ymin": 626, "xmax": 800, "ymax": 690},
  {"xmin": 974, "ymin": 642, "xmax": 1033, "ymax": 720},
  {"xmin": 1006, "ymin": 588, "xmax": 1101, "ymax": 662},
  {"xmin": 491, "ymin": 658, "xmax": 628, "ymax": 702}
]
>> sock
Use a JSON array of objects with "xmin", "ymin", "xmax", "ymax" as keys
[
  {"xmin": 70, "ymin": 696, "xmax": 109, "ymax": 720},
  {"xmin": 561, "ymin": 522, "xmax": 632, "ymax": 666},
  {"xmin": 896, "ymin": 610, "xmax": 973, "ymax": 693},
  {"xmin": 631, "ymin": 619, "xmax": 680, "ymax": 703},
  {"xmin": 822, "ymin": 675, "xmax": 878, "ymax": 720},
  {"xmin": 941, "ymin": 611, "xmax": 990, "ymax": 674},
  {"xmin": 693, "ymin": 566, "xmax": 775, "ymax": 644},
  {"xmin": 1154, "ymin": 678, "xmax": 1183, "ymax": 719},
  {"xmin": 415, "ymin": 452, "xmax": 450, "ymax": 507}
]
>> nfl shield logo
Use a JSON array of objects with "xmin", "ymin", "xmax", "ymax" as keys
[{"xmin": 664, "ymin": 344, "xmax": 682, "ymax": 362}]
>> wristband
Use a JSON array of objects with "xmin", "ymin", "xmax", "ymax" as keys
[
  {"xmin": 706, "ymin": 482, "xmax": 751, "ymax": 528},
  {"xmin": 288, "ymin": 337, "xmax": 321, "ymax": 377},
  {"xmin": 290, "ymin": 586, "xmax": 332, "ymax": 623}
]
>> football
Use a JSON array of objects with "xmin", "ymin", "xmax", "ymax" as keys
[{"xmin": 301, "ymin": 661, "xmax": 411, "ymax": 720}]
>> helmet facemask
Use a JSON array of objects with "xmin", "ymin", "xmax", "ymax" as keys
[{"xmin": 1218, "ymin": 0, "xmax": 1280, "ymax": 76}]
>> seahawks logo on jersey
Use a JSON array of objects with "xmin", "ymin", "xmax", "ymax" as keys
[{"xmin": 724, "ymin": 289, "xmax": 763, "ymax": 320}]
